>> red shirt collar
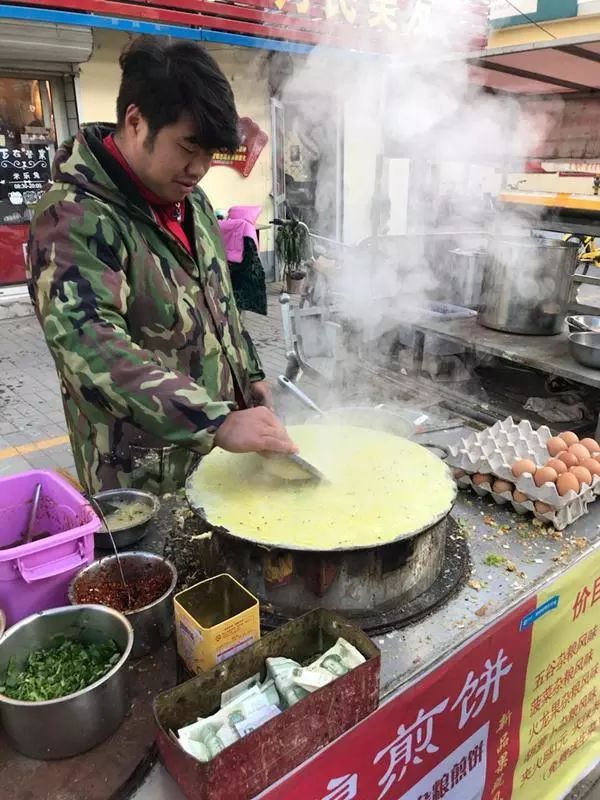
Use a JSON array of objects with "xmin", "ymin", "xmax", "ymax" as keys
[{"xmin": 103, "ymin": 133, "xmax": 182, "ymax": 213}]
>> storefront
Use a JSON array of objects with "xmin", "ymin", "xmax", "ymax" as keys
[
  {"xmin": 0, "ymin": 19, "xmax": 89, "ymax": 288},
  {"xmin": 0, "ymin": 1, "xmax": 489, "ymax": 290}
]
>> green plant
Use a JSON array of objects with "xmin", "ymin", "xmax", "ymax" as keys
[{"xmin": 275, "ymin": 220, "xmax": 308, "ymax": 282}]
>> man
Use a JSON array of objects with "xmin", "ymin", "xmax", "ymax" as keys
[{"xmin": 28, "ymin": 35, "xmax": 296, "ymax": 493}]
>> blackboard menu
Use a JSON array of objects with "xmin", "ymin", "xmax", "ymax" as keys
[{"xmin": 0, "ymin": 145, "xmax": 51, "ymax": 225}]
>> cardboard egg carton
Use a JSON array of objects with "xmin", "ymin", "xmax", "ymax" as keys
[{"xmin": 448, "ymin": 417, "xmax": 600, "ymax": 530}]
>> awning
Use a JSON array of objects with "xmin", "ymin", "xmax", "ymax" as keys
[
  {"xmin": 0, "ymin": 18, "xmax": 93, "ymax": 73},
  {"xmin": 470, "ymin": 34, "xmax": 600, "ymax": 95}
]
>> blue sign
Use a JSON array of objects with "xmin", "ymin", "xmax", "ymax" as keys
[
  {"xmin": 491, "ymin": 0, "xmax": 578, "ymax": 29},
  {"xmin": 519, "ymin": 595, "xmax": 560, "ymax": 631}
]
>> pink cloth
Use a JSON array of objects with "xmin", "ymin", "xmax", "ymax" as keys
[
  {"xmin": 219, "ymin": 206, "xmax": 261, "ymax": 263},
  {"xmin": 228, "ymin": 205, "xmax": 261, "ymax": 224}
]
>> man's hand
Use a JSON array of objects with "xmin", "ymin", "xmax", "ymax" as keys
[
  {"xmin": 250, "ymin": 380, "xmax": 274, "ymax": 411},
  {"xmin": 214, "ymin": 407, "xmax": 298, "ymax": 454}
]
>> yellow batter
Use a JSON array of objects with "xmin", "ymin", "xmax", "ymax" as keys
[{"xmin": 187, "ymin": 425, "xmax": 456, "ymax": 551}]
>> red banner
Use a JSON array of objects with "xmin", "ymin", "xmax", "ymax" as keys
[
  {"xmin": 255, "ymin": 547, "xmax": 600, "ymax": 800},
  {"xmin": 260, "ymin": 600, "xmax": 535, "ymax": 800},
  {"xmin": 211, "ymin": 117, "xmax": 268, "ymax": 177},
  {"xmin": 10, "ymin": 1, "xmax": 491, "ymax": 52}
]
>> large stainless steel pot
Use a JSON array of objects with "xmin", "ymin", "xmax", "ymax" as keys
[
  {"xmin": 0, "ymin": 604, "xmax": 133, "ymax": 759},
  {"xmin": 479, "ymin": 237, "xmax": 578, "ymax": 335},
  {"xmin": 447, "ymin": 248, "xmax": 487, "ymax": 309}
]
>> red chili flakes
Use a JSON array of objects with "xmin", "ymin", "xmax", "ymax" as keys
[{"xmin": 75, "ymin": 563, "xmax": 171, "ymax": 613}]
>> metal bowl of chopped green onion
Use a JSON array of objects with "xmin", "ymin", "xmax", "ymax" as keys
[{"xmin": 0, "ymin": 604, "xmax": 133, "ymax": 759}]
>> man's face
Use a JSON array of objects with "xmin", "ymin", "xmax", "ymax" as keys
[{"xmin": 120, "ymin": 109, "xmax": 213, "ymax": 203}]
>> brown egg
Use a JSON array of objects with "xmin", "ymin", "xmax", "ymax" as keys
[
  {"xmin": 580, "ymin": 438, "xmax": 600, "ymax": 453},
  {"xmin": 558, "ymin": 451, "xmax": 579, "ymax": 468},
  {"xmin": 568, "ymin": 443, "xmax": 591, "ymax": 463},
  {"xmin": 570, "ymin": 466, "xmax": 593, "ymax": 487},
  {"xmin": 513, "ymin": 490, "xmax": 529, "ymax": 504},
  {"xmin": 547, "ymin": 437, "xmax": 568, "ymax": 457},
  {"xmin": 545, "ymin": 458, "xmax": 568, "ymax": 475},
  {"xmin": 556, "ymin": 472, "xmax": 580, "ymax": 496},
  {"xmin": 454, "ymin": 469, "xmax": 466, "ymax": 479},
  {"xmin": 581, "ymin": 458, "xmax": 600, "ymax": 478},
  {"xmin": 512, "ymin": 459, "xmax": 537, "ymax": 478},
  {"xmin": 559, "ymin": 431, "xmax": 579, "ymax": 446},
  {"xmin": 535, "ymin": 501, "xmax": 553, "ymax": 515},
  {"xmin": 534, "ymin": 466, "xmax": 558, "ymax": 487},
  {"xmin": 472, "ymin": 473, "xmax": 491, "ymax": 486},
  {"xmin": 492, "ymin": 479, "xmax": 514, "ymax": 494}
]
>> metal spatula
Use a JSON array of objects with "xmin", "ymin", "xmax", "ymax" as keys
[{"xmin": 263, "ymin": 452, "xmax": 328, "ymax": 483}]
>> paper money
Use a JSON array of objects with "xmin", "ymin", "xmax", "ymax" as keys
[
  {"xmin": 312, "ymin": 638, "xmax": 366, "ymax": 678},
  {"xmin": 178, "ymin": 638, "xmax": 366, "ymax": 762},
  {"xmin": 220, "ymin": 672, "xmax": 261, "ymax": 708}
]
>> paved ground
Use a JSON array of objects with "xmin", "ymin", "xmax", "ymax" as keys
[{"xmin": 0, "ymin": 288, "xmax": 289, "ymax": 483}]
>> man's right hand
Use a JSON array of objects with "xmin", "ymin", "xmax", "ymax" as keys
[{"xmin": 214, "ymin": 407, "xmax": 298, "ymax": 454}]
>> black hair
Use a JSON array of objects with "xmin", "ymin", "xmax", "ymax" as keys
[{"xmin": 116, "ymin": 36, "xmax": 240, "ymax": 152}]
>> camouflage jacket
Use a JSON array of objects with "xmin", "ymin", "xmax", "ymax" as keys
[{"xmin": 28, "ymin": 124, "xmax": 265, "ymax": 494}]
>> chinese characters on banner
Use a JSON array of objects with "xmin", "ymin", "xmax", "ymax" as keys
[
  {"xmin": 260, "ymin": 601, "xmax": 535, "ymax": 800},
  {"xmin": 0, "ymin": 146, "xmax": 51, "ymax": 225},
  {"xmin": 211, "ymin": 117, "xmax": 268, "ymax": 178},
  {"xmin": 271, "ymin": 0, "xmax": 489, "ymax": 39},
  {"xmin": 513, "ymin": 548, "xmax": 600, "ymax": 800},
  {"xmin": 259, "ymin": 545, "xmax": 600, "ymax": 800}
]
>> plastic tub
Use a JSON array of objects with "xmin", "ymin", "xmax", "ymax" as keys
[{"xmin": 0, "ymin": 470, "xmax": 99, "ymax": 627}]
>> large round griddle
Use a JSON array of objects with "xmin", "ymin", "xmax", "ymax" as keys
[{"xmin": 185, "ymin": 424, "xmax": 457, "ymax": 553}]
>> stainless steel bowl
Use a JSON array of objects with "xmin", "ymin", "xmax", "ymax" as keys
[
  {"xmin": 566, "ymin": 315, "xmax": 600, "ymax": 333},
  {"xmin": 69, "ymin": 552, "xmax": 177, "ymax": 658},
  {"xmin": 0, "ymin": 604, "xmax": 133, "ymax": 759},
  {"xmin": 92, "ymin": 488, "xmax": 160, "ymax": 550},
  {"xmin": 569, "ymin": 332, "xmax": 600, "ymax": 369}
]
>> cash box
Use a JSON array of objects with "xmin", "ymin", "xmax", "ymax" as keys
[{"xmin": 154, "ymin": 608, "xmax": 380, "ymax": 800}]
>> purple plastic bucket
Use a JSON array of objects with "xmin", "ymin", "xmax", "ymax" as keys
[{"xmin": 0, "ymin": 470, "xmax": 100, "ymax": 627}]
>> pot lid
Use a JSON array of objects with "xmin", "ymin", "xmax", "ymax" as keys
[{"xmin": 186, "ymin": 424, "xmax": 456, "ymax": 552}]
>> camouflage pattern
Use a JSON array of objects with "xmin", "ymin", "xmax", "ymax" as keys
[{"xmin": 27, "ymin": 124, "xmax": 265, "ymax": 494}]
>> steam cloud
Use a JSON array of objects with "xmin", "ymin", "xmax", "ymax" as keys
[{"xmin": 278, "ymin": 0, "xmax": 555, "ymax": 335}]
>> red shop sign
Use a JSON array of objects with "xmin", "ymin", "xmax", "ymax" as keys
[
  {"xmin": 258, "ymin": 598, "xmax": 536, "ymax": 800},
  {"xmin": 211, "ymin": 117, "xmax": 268, "ymax": 178}
]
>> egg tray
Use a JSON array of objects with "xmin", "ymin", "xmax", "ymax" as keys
[{"xmin": 447, "ymin": 417, "xmax": 600, "ymax": 530}]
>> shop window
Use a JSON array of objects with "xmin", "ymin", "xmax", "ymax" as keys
[{"xmin": 0, "ymin": 76, "xmax": 60, "ymax": 286}]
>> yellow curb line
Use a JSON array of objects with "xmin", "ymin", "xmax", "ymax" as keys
[{"xmin": 0, "ymin": 435, "xmax": 70, "ymax": 461}]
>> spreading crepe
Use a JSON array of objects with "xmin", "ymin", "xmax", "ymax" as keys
[{"xmin": 187, "ymin": 425, "xmax": 456, "ymax": 551}]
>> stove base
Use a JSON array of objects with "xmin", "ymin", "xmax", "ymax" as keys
[{"xmin": 259, "ymin": 522, "xmax": 470, "ymax": 634}]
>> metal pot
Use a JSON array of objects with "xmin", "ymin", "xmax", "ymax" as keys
[
  {"xmin": 69, "ymin": 552, "xmax": 177, "ymax": 658},
  {"xmin": 479, "ymin": 237, "xmax": 578, "ymax": 335},
  {"xmin": 447, "ymin": 248, "xmax": 487, "ymax": 309},
  {"xmin": 0, "ymin": 604, "xmax": 133, "ymax": 759}
]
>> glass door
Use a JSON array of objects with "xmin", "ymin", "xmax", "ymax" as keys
[{"xmin": 0, "ymin": 75, "xmax": 67, "ymax": 286}]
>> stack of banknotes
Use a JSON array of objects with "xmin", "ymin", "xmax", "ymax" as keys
[{"xmin": 177, "ymin": 637, "xmax": 365, "ymax": 763}]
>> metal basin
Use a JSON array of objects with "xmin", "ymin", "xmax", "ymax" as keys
[
  {"xmin": 569, "ymin": 332, "xmax": 600, "ymax": 370},
  {"xmin": 0, "ymin": 604, "xmax": 133, "ymax": 759},
  {"xmin": 69, "ymin": 552, "xmax": 177, "ymax": 658},
  {"xmin": 307, "ymin": 405, "xmax": 418, "ymax": 438},
  {"xmin": 92, "ymin": 488, "xmax": 160, "ymax": 550},
  {"xmin": 566, "ymin": 315, "xmax": 600, "ymax": 333}
]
